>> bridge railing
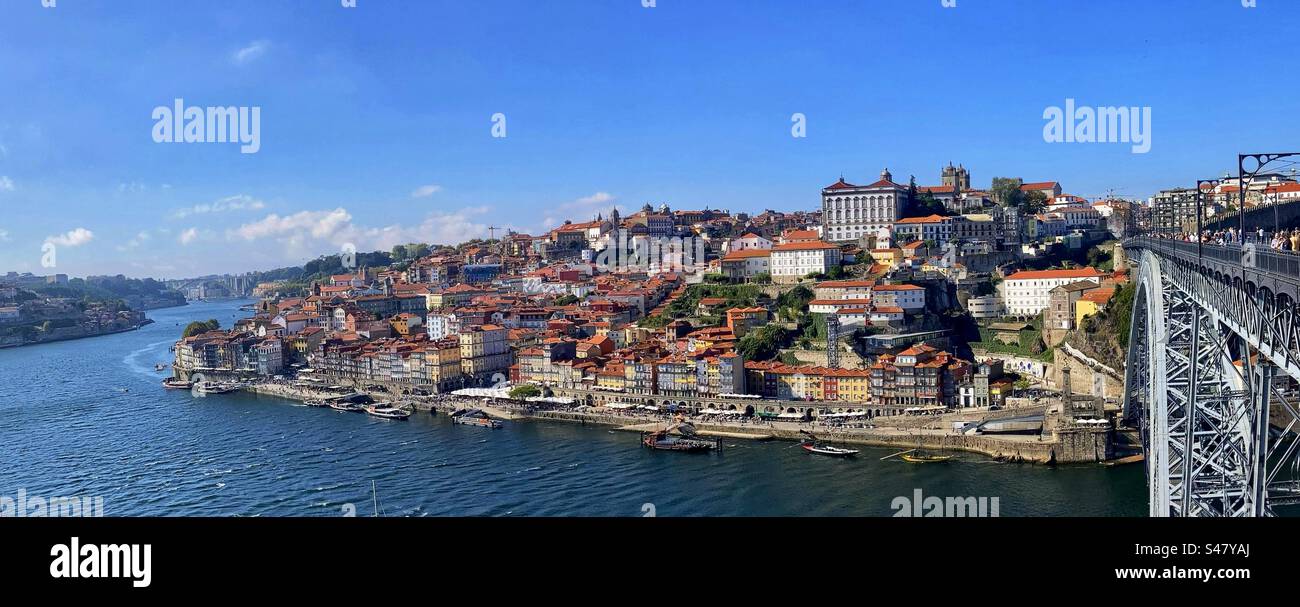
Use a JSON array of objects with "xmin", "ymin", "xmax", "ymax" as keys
[{"xmin": 1128, "ymin": 236, "xmax": 1300, "ymax": 281}]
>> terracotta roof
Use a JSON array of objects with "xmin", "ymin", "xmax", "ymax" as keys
[
  {"xmin": 723, "ymin": 249, "xmax": 771, "ymax": 260},
  {"xmin": 772, "ymin": 241, "xmax": 840, "ymax": 252},
  {"xmin": 1005, "ymin": 268, "xmax": 1105, "ymax": 281}
]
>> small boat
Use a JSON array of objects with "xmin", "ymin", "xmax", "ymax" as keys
[
  {"xmin": 642, "ymin": 433, "xmax": 716, "ymax": 452},
  {"xmin": 801, "ymin": 442, "xmax": 859, "ymax": 457},
  {"xmin": 195, "ymin": 381, "xmax": 239, "ymax": 395},
  {"xmin": 330, "ymin": 401, "xmax": 362, "ymax": 412},
  {"xmin": 154, "ymin": 363, "xmax": 167, "ymax": 371},
  {"xmin": 451, "ymin": 408, "xmax": 502, "ymax": 428},
  {"xmin": 161, "ymin": 378, "xmax": 193, "ymax": 390},
  {"xmin": 366, "ymin": 405, "xmax": 412, "ymax": 420},
  {"xmin": 900, "ymin": 452, "xmax": 954, "ymax": 463},
  {"xmin": 305, "ymin": 400, "xmax": 331, "ymax": 408},
  {"xmin": 641, "ymin": 420, "xmax": 717, "ymax": 452}
]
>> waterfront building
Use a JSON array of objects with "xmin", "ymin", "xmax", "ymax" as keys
[
  {"xmin": 869, "ymin": 344, "xmax": 970, "ymax": 408},
  {"xmin": 459, "ymin": 324, "xmax": 511, "ymax": 384}
]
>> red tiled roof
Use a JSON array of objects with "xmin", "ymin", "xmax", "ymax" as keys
[{"xmin": 1005, "ymin": 268, "xmax": 1105, "ymax": 281}]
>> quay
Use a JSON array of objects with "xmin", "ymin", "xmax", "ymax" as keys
[{"xmin": 238, "ymin": 380, "xmax": 1112, "ymax": 464}]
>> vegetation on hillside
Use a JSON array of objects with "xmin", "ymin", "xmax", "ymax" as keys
[{"xmin": 181, "ymin": 319, "xmax": 221, "ymax": 338}]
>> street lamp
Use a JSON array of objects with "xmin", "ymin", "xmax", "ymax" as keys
[
  {"xmin": 1195, "ymin": 178, "xmax": 1222, "ymax": 259},
  {"xmin": 1239, "ymin": 153, "xmax": 1300, "ymax": 242}
]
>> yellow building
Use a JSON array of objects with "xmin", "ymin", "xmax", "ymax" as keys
[{"xmin": 1074, "ymin": 288, "xmax": 1116, "ymax": 327}]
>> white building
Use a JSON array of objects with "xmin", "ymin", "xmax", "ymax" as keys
[
  {"xmin": 720, "ymin": 249, "xmax": 771, "ymax": 280},
  {"xmin": 1003, "ymin": 268, "xmax": 1105, "ymax": 316},
  {"xmin": 821, "ymin": 169, "xmax": 909, "ymax": 243},
  {"xmin": 769, "ymin": 241, "xmax": 843, "ymax": 283},
  {"xmin": 871, "ymin": 284, "xmax": 926, "ymax": 312},
  {"xmin": 967, "ymin": 295, "xmax": 1004, "ymax": 319},
  {"xmin": 728, "ymin": 232, "xmax": 772, "ymax": 252},
  {"xmin": 425, "ymin": 313, "xmax": 458, "ymax": 340}
]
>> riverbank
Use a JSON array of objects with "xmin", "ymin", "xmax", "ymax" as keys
[
  {"xmin": 0, "ymin": 318, "xmax": 154, "ymax": 350},
  {"xmin": 241, "ymin": 381, "xmax": 1091, "ymax": 464}
]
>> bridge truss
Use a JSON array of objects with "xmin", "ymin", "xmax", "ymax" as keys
[{"xmin": 1126, "ymin": 239, "xmax": 1300, "ymax": 516}]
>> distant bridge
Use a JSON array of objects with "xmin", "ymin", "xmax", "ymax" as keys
[{"xmin": 1123, "ymin": 236, "xmax": 1300, "ymax": 516}]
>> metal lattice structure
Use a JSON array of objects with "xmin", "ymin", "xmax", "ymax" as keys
[
  {"xmin": 1125, "ymin": 237, "xmax": 1300, "ymax": 516},
  {"xmin": 826, "ymin": 314, "xmax": 840, "ymax": 368}
]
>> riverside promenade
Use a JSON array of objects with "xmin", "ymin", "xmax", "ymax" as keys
[{"xmin": 241, "ymin": 381, "xmax": 1104, "ymax": 464}]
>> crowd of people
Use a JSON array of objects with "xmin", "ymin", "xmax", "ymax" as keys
[{"xmin": 1153, "ymin": 226, "xmax": 1300, "ymax": 251}]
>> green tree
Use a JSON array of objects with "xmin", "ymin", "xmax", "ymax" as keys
[
  {"xmin": 182, "ymin": 319, "xmax": 221, "ymax": 338},
  {"xmin": 1022, "ymin": 190, "xmax": 1049, "ymax": 215},
  {"xmin": 553, "ymin": 294, "xmax": 579, "ymax": 306},
  {"xmin": 991, "ymin": 177, "xmax": 1024, "ymax": 206},
  {"xmin": 509, "ymin": 385, "xmax": 542, "ymax": 400},
  {"xmin": 752, "ymin": 272, "xmax": 772, "ymax": 284}
]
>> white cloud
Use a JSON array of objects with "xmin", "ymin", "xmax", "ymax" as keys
[
  {"xmin": 45, "ymin": 227, "xmax": 94, "ymax": 247},
  {"xmin": 410, "ymin": 184, "xmax": 443, "ymax": 198},
  {"xmin": 117, "ymin": 231, "xmax": 151, "ymax": 251},
  {"xmin": 0, "ymin": 229, "xmax": 9, "ymax": 242},
  {"xmin": 233, "ymin": 40, "xmax": 269, "ymax": 65},
  {"xmin": 179, "ymin": 228, "xmax": 199, "ymax": 246},
  {"xmin": 228, "ymin": 206, "xmax": 501, "ymax": 259},
  {"xmin": 0, "ymin": 176, "xmax": 14, "ymax": 191},
  {"xmin": 117, "ymin": 181, "xmax": 146, "ymax": 194},
  {"xmin": 171, "ymin": 195, "xmax": 266, "ymax": 219}
]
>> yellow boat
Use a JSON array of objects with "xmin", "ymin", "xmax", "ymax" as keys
[{"xmin": 900, "ymin": 452, "xmax": 953, "ymax": 463}]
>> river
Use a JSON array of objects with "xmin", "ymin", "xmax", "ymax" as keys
[{"xmin": 0, "ymin": 300, "xmax": 1147, "ymax": 516}]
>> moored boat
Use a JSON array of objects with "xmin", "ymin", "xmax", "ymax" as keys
[
  {"xmin": 450, "ymin": 408, "xmax": 502, "ymax": 428},
  {"xmin": 642, "ymin": 433, "xmax": 716, "ymax": 452},
  {"xmin": 900, "ymin": 452, "xmax": 954, "ymax": 463},
  {"xmin": 641, "ymin": 420, "xmax": 718, "ymax": 452},
  {"xmin": 330, "ymin": 401, "xmax": 362, "ymax": 412},
  {"xmin": 366, "ymin": 404, "xmax": 412, "ymax": 420},
  {"xmin": 801, "ymin": 442, "xmax": 859, "ymax": 457},
  {"xmin": 162, "ymin": 378, "xmax": 193, "ymax": 390},
  {"xmin": 195, "ymin": 381, "xmax": 239, "ymax": 395}
]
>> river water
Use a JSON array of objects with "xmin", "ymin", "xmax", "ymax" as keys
[{"xmin": 0, "ymin": 300, "xmax": 1147, "ymax": 516}]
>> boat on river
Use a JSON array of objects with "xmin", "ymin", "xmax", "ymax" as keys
[
  {"xmin": 451, "ymin": 408, "xmax": 502, "ymax": 428},
  {"xmin": 162, "ymin": 378, "xmax": 193, "ymax": 390},
  {"xmin": 195, "ymin": 381, "xmax": 239, "ymax": 395},
  {"xmin": 366, "ymin": 404, "xmax": 412, "ymax": 420},
  {"xmin": 641, "ymin": 420, "xmax": 718, "ymax": 452},
  {"xmin": 801, "ymin": 442, "xmax": 859, "ymax": 457},
  {"xmin": 900, "ymin": 452, "xmax": 954, "ymax": 463}
]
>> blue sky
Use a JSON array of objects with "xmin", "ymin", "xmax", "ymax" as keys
[{"xmin": 1, "ymin": 0, "xmax": 1297, "ymax": 278}]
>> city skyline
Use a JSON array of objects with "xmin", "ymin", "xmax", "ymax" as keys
[{"xmin": 3, "ymin": 0, "xmax": 1298, "ymax": 278}]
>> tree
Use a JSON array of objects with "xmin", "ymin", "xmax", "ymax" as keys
[
  {"xmin": 752, "ymin": 272, "xmax": 772, "ymax": 284},
  {"xmin": 553, "ymin": 294, "xmax": 579, "ymax": 306},
  {"xmin": 991, "ymin": 177, "xmax": 1024, "ymax": 206},
  {"xmin": 182, "ymin": 319, "xmax": 221, "ymax": 338},
  {"xmin": 1021, "ymin": 190, "xmax": 1048, "ymax": 215},
  {"xmin": 509, "ymin": 385, "xmax": 542, "ymax": 400}
]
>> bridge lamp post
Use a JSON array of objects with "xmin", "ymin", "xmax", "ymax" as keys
[
  {"xmin": 1238, "ymin": 153, "xmax": 1300, "ymax": 242},
  {"xmin": 1195, "ymin": 178, "xmax": 1222, "ymax": 259}
]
